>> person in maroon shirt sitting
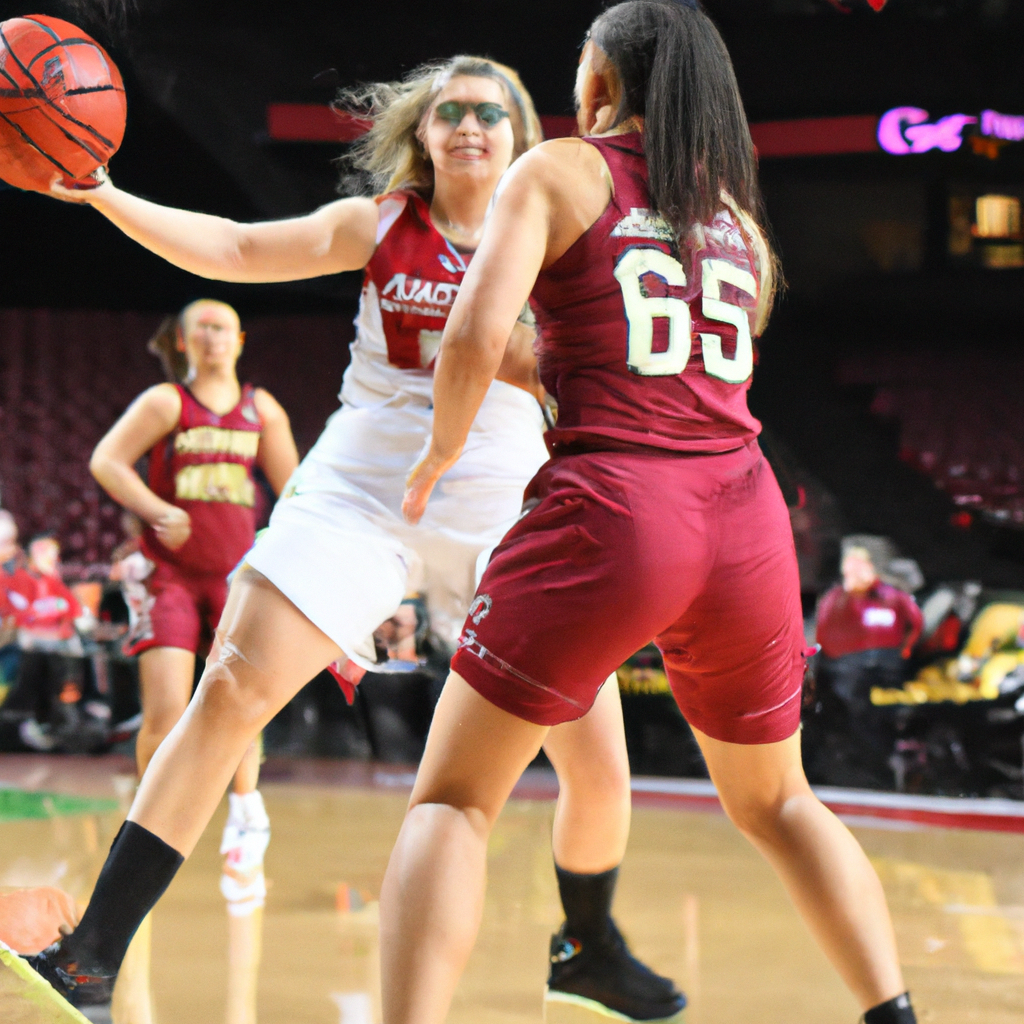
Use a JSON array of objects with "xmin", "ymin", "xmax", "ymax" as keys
[
  {"xmin": 815, "ymin": 544, "xmax": 923, "ymax": 774},
  {"xmin": 0, "ymin": 510, "xmax": 26, "ymax": 694}
]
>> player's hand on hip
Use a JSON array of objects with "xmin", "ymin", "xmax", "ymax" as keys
[
  {"xmin": 153, "ymin": 506, "xmax": 192, "ymax": 550},
  {"xmin": 403, "ymin": 449, "xmax": 457, "ymax": 525},
  {"xmin": 48, "ymin": 166, "xmax": 112, "ymax": 203}
]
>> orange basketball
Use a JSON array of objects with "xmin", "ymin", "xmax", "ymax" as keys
[{"xmin": 0, "ymin": 14, "xmax": 126, "ymax": 192}]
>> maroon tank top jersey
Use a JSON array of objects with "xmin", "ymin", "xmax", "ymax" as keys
[
  {"xmin": 530, "ymin": 131, "xmax": 763, "ymax": 453},
  {"xmin": 142, "ymin": 383, "xmax": 263, "ymax": 577}
]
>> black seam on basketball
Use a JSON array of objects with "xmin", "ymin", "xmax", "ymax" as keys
[
  {"xmin": 27, "ymin": 104, "xmax": 106, "ymax": 162},
  {"xmin": 0, "ymin": 89, "xmax": 46, "ymax": 99},
  {"xmin": 0, "ymin": 108, "xmax": 77, "ymax": 178},
  {"xmin": 28, "ymin": 39, "xmax": 108, "ymax": 69},
  {"xmin": 0, "ymin": 26, "xmax": 45, "ymax": 95},
  {"xmin": 36, "ymin": 99, "xmax": 117, "ymax": 151},
  {"xmin": 0, "ymin": 64, "xmax": 23, "ymax": 89},
  {"xmin": 0, "ymin": 25, "xmax": 117, "ymax": 150},
  {"xmin": 23, "ymin": 17, "xmax": 62, "ymax": 44},
  {"xmin": 64, "ymin": 85, "xmax": 117, "ymax": 96}
]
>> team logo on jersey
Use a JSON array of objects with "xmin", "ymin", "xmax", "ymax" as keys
[
  {"xmin": 175, "ymin": 426, "xmax": 261, "ymax": 459},
  {"xmin": 468, "ymin": 594, "xmax": 492, "ymax": 624},
  {"xmin": 380, "ymin": 273, "xmax": 459, "ymax": 318},
  {"xmin": 175, "ymin": 462, "xmax": 256, "ymax": 507},
  {"xmin": 611, "ymin": 208, "xmax": 676, "ymax": 243}
]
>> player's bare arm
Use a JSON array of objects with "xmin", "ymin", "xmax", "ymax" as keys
[
  {"xmin": 403, "ymin": 139, "xmax": 609, "ymax": 524},
  {"xmin": 252, "ymin": 388, "xmax": 300, "ymax": 495},
  {"xmin": 49, "ymin": 175, "xmax": 380, "ymax": 282},
  {"xmin": 90, "ymin": 383, "xmax": 191, "ymax": 549},
  {"xmin": 493, "ymin": 320, "xmax": 543, "ymax": 402}
]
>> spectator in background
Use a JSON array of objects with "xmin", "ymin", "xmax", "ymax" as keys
[
  {"xmin": 817, "ymin": 544, "xmax": 923, "ymax": 670},
  {"xmin": 815, "ymin": 543, "xmax": 923, "ymax": 777},
  {"xmin": 0, "ymin": 510, "xmax": 25, "ymax": 695},
  {"xmin": 6, "ymin": 534, "xmax": 97, "ymax": 751}
]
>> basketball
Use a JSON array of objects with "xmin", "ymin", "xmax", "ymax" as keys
[{"xmin": 0, "ymin": 15, "xmax": 126, "ymax": 193}]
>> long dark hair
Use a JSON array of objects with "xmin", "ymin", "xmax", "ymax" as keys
[
  {"xmin": 590, "ymin": 1, "xmax": 780, "ymax": 321},
  {"xmin": 147, "ymin": 314, "xmax": 189, "ymax": 384}
]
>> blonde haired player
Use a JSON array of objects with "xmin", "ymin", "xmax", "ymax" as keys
[{"xmin": 33, "ymin": 54, "xmax": 684, "ymax": 1023}]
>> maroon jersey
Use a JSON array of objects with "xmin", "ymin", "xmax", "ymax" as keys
[
  {"xmin": 142, "ymin": 384, "xmax": 263, "ymax": 577},
  {"xmin": 531, "ymin": 132, "xmax": 763, "ymax": 453},
  {"xmin": 816, "ymin": 582, "xmax": 924, "ymax": 659}
]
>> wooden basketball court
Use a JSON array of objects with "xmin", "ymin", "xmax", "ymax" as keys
[{"xmin": 0, "ymin": 755, "xmax": 1022, "ymax": 1024}]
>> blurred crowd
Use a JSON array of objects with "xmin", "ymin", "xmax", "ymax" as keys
[{"xmin": 0, "ymin": 507, "xmax": 136, "ymax": 754}]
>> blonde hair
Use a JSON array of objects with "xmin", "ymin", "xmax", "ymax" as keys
[
  {"xmin": 335, "ymin": 55, "xmax": 543, "ymax": 197},
  {"xmin": 147, "ymin": 299, "xmax": 241, "ymax": 384}
]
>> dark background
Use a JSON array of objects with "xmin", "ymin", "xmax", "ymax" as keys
[{"xmin": 2, "ymin": 0, "xmax": 1024, "ymax": 586}]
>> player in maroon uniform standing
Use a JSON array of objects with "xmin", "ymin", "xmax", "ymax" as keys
[
  {"xmin": 390, "ymin": 4, "xmax": 915, "ymax": 1024},
  {"xmin": 91, "ymin": 298, "xmax": 298, "ymax": 914}
]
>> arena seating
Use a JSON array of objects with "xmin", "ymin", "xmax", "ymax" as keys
[
  {"xmin": 840, "ymin": 353, "xmax": 1024, "ymax": 527},
  {"xmin": 0, "ymin": 308, "xmax": 353, "ymax": 576}
]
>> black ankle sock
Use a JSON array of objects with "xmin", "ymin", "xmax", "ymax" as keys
[
  {"xmin": 864, "ymin": 992, "xmax": 916, "ymax": 1024},
  {"xmin": 555, "ymin": 863, "xmax": 618, "ymax": 943},
  {"xmin": 60, "ymin": 821, "xmax": 184, "ymax": 977}
]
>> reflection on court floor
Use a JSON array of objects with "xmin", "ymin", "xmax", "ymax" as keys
[{"xmin": 0, "ymin": 755, "xmax": 1022, "ymax": 1024}]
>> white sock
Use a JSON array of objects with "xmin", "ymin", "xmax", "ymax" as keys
[{"xmin": 228, "ymin": 790, "xmax": 269, "ymax": 829}]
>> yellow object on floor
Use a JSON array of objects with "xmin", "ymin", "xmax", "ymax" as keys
[{"xmin": 0, "ymin": 943, "xmax": 90, "ymax": 1024}]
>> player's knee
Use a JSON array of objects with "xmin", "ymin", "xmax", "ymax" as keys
[
  {"xmin": 141, "ymin": 701, "xmax": 188, "ymax": 742},
  {"xmin": 406, "ymin": 798, "xmax": 492, "ymax": 842},
  {"xmin": 139, "ymin": 715, "xmax": 175, "ymax": 749},
  {"xmin": 191, "ymin": 659, "xmax": 269, "ymax": 730},
  {"xmin": 718, "ymin": 788, "xmax": 789, "ymax": 844},
  {"xmin": 560, "ymin": 753, "xmax": 630, "ymax": 807}
]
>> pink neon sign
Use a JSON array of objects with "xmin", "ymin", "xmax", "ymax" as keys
[
  {"xmin": 878, "ymin": 106, "xmax": 1024, "ymax": 155},
  {"xmin": 877, "ymin": 107, "xmax": 976, "ymax": 154},
  {"xmin": 980, "ymin": 109, "xmax": 1024, "ymax": 142}
]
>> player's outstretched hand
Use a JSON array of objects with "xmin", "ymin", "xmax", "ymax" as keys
[
  {"xmin": 153, "ymin": 506, "xmax": 192, "ymax": 550},
  {"xmin": 403, "ymin": 448, "xmax": 458, "ymax": 525},
  {"xmin": 0, "ymin": 887, "xmax": 79, "ymax": 955},
  {"xmin": 48, "ymin": 167, "xmax": 112, "ymax": 204}
]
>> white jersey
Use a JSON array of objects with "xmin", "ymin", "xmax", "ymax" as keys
[{"xmin": 248, "ymin": 190, "xmax": 548, "ymax": 663}]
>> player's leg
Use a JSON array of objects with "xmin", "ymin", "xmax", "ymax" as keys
[
  {"xmin": 542, "ymin": 677, "xmax": 684, "ymax": 1022},
  {"xmin": 135, "ymin": 647, "xmax": 195, "ymax": 775},
  {"xmin": 545, "ymin": 678, "xmax": 631, "ymax": 874},
  {"xmin": 661, "ymin": 445, "xmax": 913, "ymax": 1024},
  {"xmin": 132, "ymin": 571, "xmax": 203, "ymax": 774},
  {"xmin": 207, "ymin": 573, "xmax": 272, "ymax": 918},
  {"xmin": 116, "ymin": 645, "xmax": 194, "ymax": 1024},
  {"xmin": 380, "ymin": 671, "xmax": 549, "ymax": 1024},
  {"xmin": 27, "ymin": 566, "xmax": 341, "ymax": 1004},
  {"xmin": 690, "ymin": 727, "xmax": 911, "ymax": 1021},
  {"xmin": 220, "ymin": 738, "xmax": 269, "ymax": 916},
  {"xmin": 381, "ymin": 453, "xmax": 694, "ymax": 1024}
]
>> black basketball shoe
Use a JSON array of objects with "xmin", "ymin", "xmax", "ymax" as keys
[
  {"xmin": 24, "ymin": 941, "xmax": 117, "ymax": 1022},
  {"xmin": 545, "ymin": 921, "xmax": 687, "ymax": 1022}
]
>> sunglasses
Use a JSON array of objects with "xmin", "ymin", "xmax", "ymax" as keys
[{"xmin": 434, "ymin": 101, "xmax": 510, "ymax": 129}]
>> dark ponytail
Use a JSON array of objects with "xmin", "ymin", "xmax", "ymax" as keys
[
  {"xmin": 591, "ymin": 2, "xmax": 767, "ymax": 238},
  {"xmin": 146, "ymin": 314, "xmax": 189, "ymax": 384}
]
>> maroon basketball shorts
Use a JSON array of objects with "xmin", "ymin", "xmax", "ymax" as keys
[
  {"xmin": 124, "ymin": 560, "xmax": 229, "ymax": 658},
  {"xmin": 450, "ymin": 440, "xmax": 806, "ymax": 745}
]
